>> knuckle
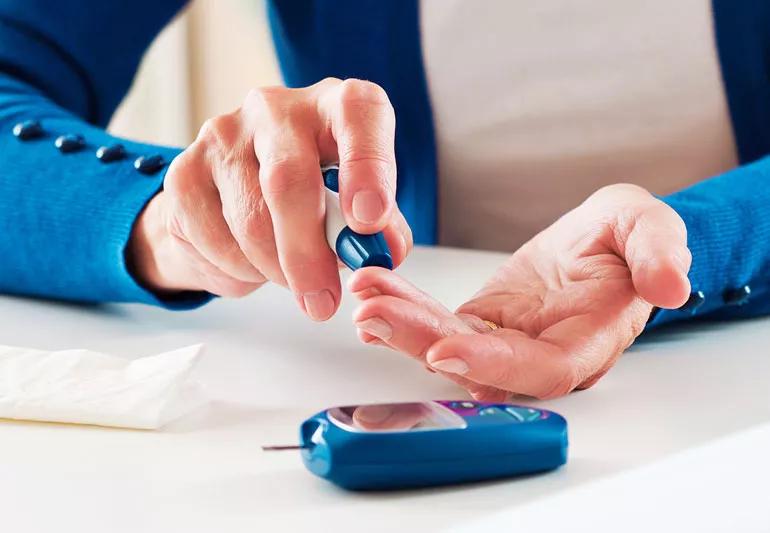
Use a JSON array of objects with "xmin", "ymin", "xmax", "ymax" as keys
[
  {"xmin": 244, "ymin": 85, "xmax": 288, "ymax": 108},
  {"xmin": 593, "ymin": 182, "xmax": 648, "ymax": 200},
  {"xmin": 338, "ymin": 78, "xmax": 391, "ymax": 107},
  {"xmin": 646, "ymin": 201, "xmax": 687, "ymax": 236},
  {"xmin": 315, "ymin": 77, "xmax": 342, "ymax": 91},
  {"xmin": 198, "ymin": 114, "xmax": 239, "ymax": 147},
  {"xmin": 585, "ymin": 183, "xmax": 652, "ymax": 219},
  {"xmin": 243, "ymin": 87, "xmax": 264, "ymax": 107},
  {"xmin": 244, "ymin": 86, "xmax": 308, "ymax": 123},
  {"xmin": 260, "ymin": 158, "xmax": 316, "ymax": 197}
]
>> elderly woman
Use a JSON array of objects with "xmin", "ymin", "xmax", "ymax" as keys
[{"xmin": 0, "ymin": 0, "xmax": 766, "ymax": 399}]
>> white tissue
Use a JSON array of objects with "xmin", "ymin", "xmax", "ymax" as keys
[{"xmin": 0, "ymin": 343, "xmax": 206, "ymax": 429}]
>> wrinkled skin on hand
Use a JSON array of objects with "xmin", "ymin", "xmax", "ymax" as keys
[{"xmin": 352, "ymin": 184, "xmax": 691, "ymax": 400}]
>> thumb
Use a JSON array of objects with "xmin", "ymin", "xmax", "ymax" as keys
[{"xmin": 620, "ymin": 201, "xmax": 692, "ymax": 309}]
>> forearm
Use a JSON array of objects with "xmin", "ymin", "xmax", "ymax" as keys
[
  {"xmin": 0, "ymin": 0, "xmax": 215, "ymax": 306},
  {"xmin": 0, "ymin": 73, "xmax": 209, "ymax": 307}
]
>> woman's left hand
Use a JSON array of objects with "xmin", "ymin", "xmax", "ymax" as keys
[{"xmin": 350, "ymin": 184, "xmax": 692, "ymax": 400}]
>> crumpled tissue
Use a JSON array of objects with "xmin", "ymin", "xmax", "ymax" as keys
[{"xmin": 0, "ymin": 343, "xmax": 206, "ymax": 429}]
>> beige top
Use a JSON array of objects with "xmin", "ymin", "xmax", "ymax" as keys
[{"xmin": 420, "ymin": 0, "xmax": 738, "ymax": 251}]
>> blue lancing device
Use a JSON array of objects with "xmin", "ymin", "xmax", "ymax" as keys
[
  {"xmin": 262, "ymin": 400, "xmax": 568, "ymax": 491},
  {"xmin": 322, "ymin": 166, "xmax": 393, "ymax": 270}
]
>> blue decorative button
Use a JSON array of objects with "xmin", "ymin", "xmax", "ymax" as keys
[
  {"xmin": 96, "ymin": 144, "xmax": 126, "ymax": 163},
  {"xmin": 12, "ymin": 120, "xmax": 43, "ymax": 140},
  {"xmin": 134, "ymin": 155, "xmax": 166, "ymax": 175},
  {"xmin": 679, "ymin": 291, "xmax": 706, "ymax": 314},
  {"xmin": 723, "ymin": 285, "xmax": 751, "ymax": 306},
  {"xmin": 55, "ymin": 134, "xmax": 85, "ymax": 153}
]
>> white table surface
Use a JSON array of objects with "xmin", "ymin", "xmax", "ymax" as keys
[{"xmin": 1, "ymin": 246, "xmax": 769, "ymax": 533}]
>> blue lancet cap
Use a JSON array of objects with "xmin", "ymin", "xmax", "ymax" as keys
[
  {"xmin": 336, "ymin": 227, "xmax": 393, "ymax": 270},
  {"xmin": 322, "ymin": 167, "xmax": 339, "ymax": 192},
  {"xmin": 322, "ymin": 166, "xmax": 393, "ymax": 270}
]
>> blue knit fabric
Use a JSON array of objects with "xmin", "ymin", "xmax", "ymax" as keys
[
  {"xmin": 0, "ymin": 74, "xmax": 208, "ymax": 307},
  {"xmin": 0, "ymin": 0, "xmax": 769, "ymax": 330},
  {"xmin": 0, "ymin": 0, "xmax": 207, "ymax": 307},
  {"xmin": 650, "ymin": 0, "xmax": 770, "ymax": 326},
  {"xmin": 654, "ymin": 157, "xmax": 770, "ymax": 326}
]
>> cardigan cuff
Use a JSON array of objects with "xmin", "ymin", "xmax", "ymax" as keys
[
  {"xmin": 0, "ymin": 76, "xmax": 211, "ymax": 309},
  {"xmin": 649, "ymin": 156, "xmax": 770, "ymax": 327}
]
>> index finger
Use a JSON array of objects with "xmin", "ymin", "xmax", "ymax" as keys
[{"xmin": 317, "ymin": 79, "xmax": 397, "ymax": 233}]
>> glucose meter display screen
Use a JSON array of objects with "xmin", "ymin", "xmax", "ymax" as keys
[{"xmin": 327, "ymin": 402, "xmax": 467, "ymax": 433}]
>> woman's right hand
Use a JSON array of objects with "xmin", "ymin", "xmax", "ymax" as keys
[{"xmin": 128, "ymin": 78, "xmax": 412, "ymax": 320}]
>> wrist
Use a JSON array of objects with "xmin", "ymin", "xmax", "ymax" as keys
[{"xmin": 126, "ymin": 192, "xmax": 174, "ymax": 293}]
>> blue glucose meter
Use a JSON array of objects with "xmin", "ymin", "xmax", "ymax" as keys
[{"xmin": 266, "ymin": 400, "xmax": 568, "ymax": 491}]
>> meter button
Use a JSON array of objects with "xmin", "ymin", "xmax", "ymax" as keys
[
  {"xmin": 525, "ymin": 408, "xmax": 542, "ymax": 421},
  {"xmin": 449, "ymin": 401, "xmax": 477, "ymax": 410},
  {"xmin": 505, "ymin": 406, "xmax": 543, "ymax": 422}
]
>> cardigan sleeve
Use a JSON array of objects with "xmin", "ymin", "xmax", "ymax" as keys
[
  {"xmin": 0, "ymin": 0, "xmax": 210, "ymax": 307},
  {"xmin": 649, "ymin": 156, "xmax": 770, "ymax": 327}
]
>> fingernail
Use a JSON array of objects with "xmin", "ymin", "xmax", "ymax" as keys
[
  {"xmin": 352, "ymin": 190, "xmax": 385, "ymax": 225},
  {"xmin": 303, "ymin": 290, "xmax": 336, "ymax": 321},
  {"xmin": 355, "ymin": 317, "xmax": 393, "ymax": 341},
  {"xmin": 430, "ymin": 357, "xmax": 469, "ymax": 375},
  {"xmin": 355, "ymin": 404, "xmax": 393, "ymax": 424}
]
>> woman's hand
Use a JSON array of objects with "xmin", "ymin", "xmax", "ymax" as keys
[
  {"xmin": 351, "ymin": 184, "xmax": 691, "ymax": 400},
  {"xmin": 128, "ymin": 78, "xmax": 412, "ymax": 320}
]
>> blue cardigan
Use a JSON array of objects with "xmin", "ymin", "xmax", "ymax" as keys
[{"xmin": 0, "ymin": 0, "xmax": 768, "ymax": 326}]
